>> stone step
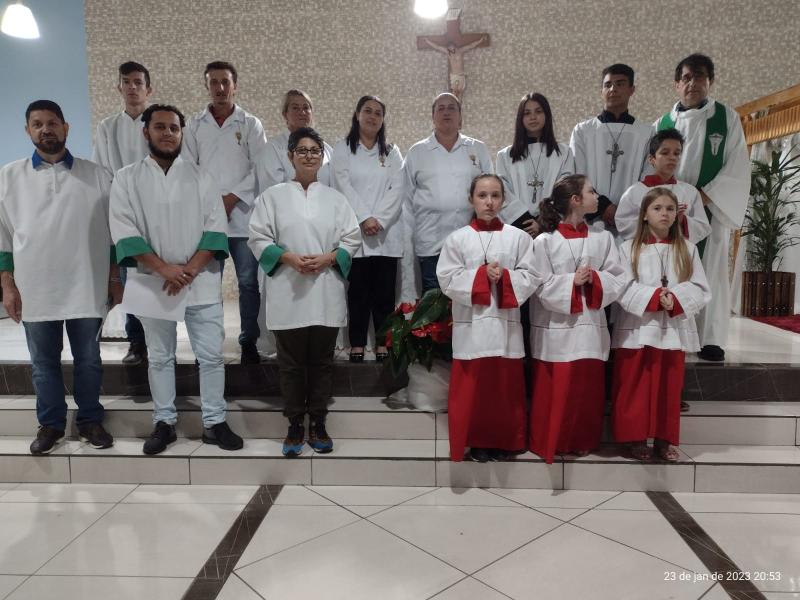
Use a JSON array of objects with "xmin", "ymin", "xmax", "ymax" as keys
[
  {"xmin": 1, "ymin": 396, "xmax": 798, "ymax": 446},
  {"xmin": 0, "ymin": 436, "xmax": 798, "ymax": 493}
]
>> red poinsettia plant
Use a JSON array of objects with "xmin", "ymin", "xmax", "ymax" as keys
[{"xmin": 377, "ymin": 289, "xmax": 453, "ymax": 377}]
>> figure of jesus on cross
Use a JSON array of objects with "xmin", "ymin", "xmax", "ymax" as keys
[{"xmin": 417, "ymin": 9, "xmax": 490, "ymax": 101}]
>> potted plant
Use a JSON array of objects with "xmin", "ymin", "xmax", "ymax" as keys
[
  {"xmin": 740, "ymin": 148, "xmax": 800, "ymax": 317},
  {"xmin": 377, "ymin": 289, "xmax": 453, "ymax": 411}
]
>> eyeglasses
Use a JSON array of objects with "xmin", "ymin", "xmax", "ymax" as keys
[
  {"xmin": 293, "ymin": 147, "xmax": 322, "ymax": 158},
  {"xmin": 679, "ymin": 73, "xmax": 709, "ymax": 84}
]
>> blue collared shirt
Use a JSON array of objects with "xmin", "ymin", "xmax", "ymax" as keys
[{"xmin": 31, "ymin": 148, "xmax": 74, "ymax": 169}]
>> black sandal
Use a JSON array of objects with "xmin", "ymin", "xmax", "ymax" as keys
[
  {"xmin": 375, "ymin": 351, "xmax": 388, "ymax": 363},
  {"xmin": 349, "ymin": 352, "xmax": 364, "ymax": 363}
]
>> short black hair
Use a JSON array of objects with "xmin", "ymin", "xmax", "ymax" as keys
[
  {"xmin": 288, "ymin": 127, "xmax": 324, "ymax": 153},
  {"xmin": 119, "ymin": 61, "xmax": 151, "ymax": 87},
  {"xmin": 674, "ymin": 53, "xmax": 715, "ymax": 82},
  {"xmin": 142, "ymin": 104, "xmax": 186, "ymax": 128},
  {"xmin": 649, "ymin": 128, "xmax": 685, "ymax": 156},
  {"xmin": 26, "ymin": 100, "xmax": 65, "ymax": 123},
  {"xmin": 205, "ymin": 61, "xmax": 238, "ymax": 84},
  {"xmin": 602, "ymin": 63, "xmax": 635, "ymax": 86}
]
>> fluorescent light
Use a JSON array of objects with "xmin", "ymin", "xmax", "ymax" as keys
[
  {"xmin": 414, "ymin": 0, "xmax": 447, "ymax": 19},
  {"xmin": 1, "ymin": 2, "xmax": 40, "ymax": 39}
]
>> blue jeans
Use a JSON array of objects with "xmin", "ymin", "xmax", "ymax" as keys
[
  {"xmin": 139, "ymin": 303, "xmax": 226, "ymax": 427},
  {"xmin": 228, "ymin": 237, "xmax": 261, "ymax": 345},
  {"xmin": 120, "ymin": 267, "xmax": 145, "ymax": 344},
  {"xmin": 418, "ymin": 255, "xmax": 441, "ymax": 293},
  {"xmin": 23, "ymin": 318, "xmax": 104, "ymax": 431}
]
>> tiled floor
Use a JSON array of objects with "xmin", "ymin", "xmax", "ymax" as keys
[{"xmin": 0, "ymin": 484, "xmax": 799, "ymax": 599}]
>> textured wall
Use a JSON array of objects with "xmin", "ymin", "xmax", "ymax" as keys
[{"xmin": 85, "ymin": 0, "xmax": 800, "ymax": 158}]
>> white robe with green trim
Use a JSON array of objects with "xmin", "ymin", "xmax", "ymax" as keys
[
  {"xmin": 109, "ymin": 155, "xmax": 228, "ymax": 307},
  {"xmin": 248, "ymin": 181, "xmax": 361, "ymax": 330}
]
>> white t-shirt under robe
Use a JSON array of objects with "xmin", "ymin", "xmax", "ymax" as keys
[
  {"xmin": 248, "ymin": 181, "xmax": 361, "ymax": 330},
  {"xmin": 330, "ymin": 139, "xmax": 404, "ymax": 258},
  {"xmin": 92, "ymin": 111, "xmax": 148, "ymax": 174},
  {"xmin": 403, "ymin": 133, "xmax": 493, "ymax": 257},
  {"xmin": 0, "ymin": 153, "xmax": 112, "ymax": 321},
  {"xmin": 109, "ymin": 156, "xmax": 229, "ymax": 307},
  {"xmin": 616, "ymin": 177, "xmax": 711, "ymax": 244},
  {"xmin": 530, "ymin": 223, "xmax": 626, "ymax": 362},
  {"xmin": 182, "ymin": 104, "xmax": 267, "ymax": 238},
  {"xmin": 254, "ymin": 130, "xmax": 332, "ymax": 194},
  {"xmin": 612, "ymin": 239, "xmax": 711, "ymax": 352},
  {"xmin": 437, "ymin": 220, "xmax": 538, "ymax": 360},
  {"xmin": 496, "ymin": 142, "xmax": 574, "ymax": 223}
]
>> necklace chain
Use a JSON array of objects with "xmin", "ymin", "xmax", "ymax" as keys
[
  {"xmin": 526, "ymin": 144, "xmax": 545, "ymax": 203},
  {"xmin": 654, "ymin": 243, "xmax": 671, "ymax": 287},
  {"xmin": 477, "ymin": 230, "xmax": 495, "ymax": 266}
]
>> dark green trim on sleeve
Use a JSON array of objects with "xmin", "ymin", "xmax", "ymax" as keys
[
  {"xmin": 115, "ymin": 236, "xmax": 155, "ymax": 268},
  {"xmin": 197, "ymin": 231, "xmax": 230, "ymax": 260},
  {"xmin": 333, "ymin": 247, "xmax": 352, "ymax": 279},
  {"xmin": 0, "ymin": 251, "xmax": 13, "ymax": 272},
  {"xmin": 259, "ymin": 245, "xmax": 285, "ymax": 277}
]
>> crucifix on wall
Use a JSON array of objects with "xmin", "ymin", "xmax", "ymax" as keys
[{"xmin": 416, "ymin": 8, "xmax": 490, "ymax": 101}]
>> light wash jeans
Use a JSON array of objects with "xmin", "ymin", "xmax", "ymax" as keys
[{"xmin": 139, "ymin": 303, "xmax": 226, "ymax": 427}]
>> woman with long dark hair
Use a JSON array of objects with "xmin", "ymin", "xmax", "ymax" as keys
[{"xmin": 331, "ymin": 96, "xmax": 404, "ymax": 362}]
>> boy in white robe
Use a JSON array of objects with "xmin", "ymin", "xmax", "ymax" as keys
[
  {"xmin": 570, "ymin": 64, "xmax": 653, "ymax": 233},
  {"xmin": 437, "ymin": 174, "xmax": 538, "ymax": 462},
  {"xmin": 1, "ymin": 100, "xmax": 119, "ymax": 455},
  {"xmin": 110, "ymin": 104, "xmax": 243, "ymax": 455},
  {"xmin": 655, "ymin": 53, "xmax": 750, "ymax": 362},
  {"xmin": 93, "ymin": 61, "xmax": 152, "ymax": 364},
  {"xmin": 616, "ymin": 129, "xmax": 711, "ymax": 244}
]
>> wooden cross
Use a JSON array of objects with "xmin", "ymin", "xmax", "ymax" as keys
[{"xmin": 416, "ymin": 9, "xmax": 490, "ymax": 101}]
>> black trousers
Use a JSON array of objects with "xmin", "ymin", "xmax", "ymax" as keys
[
  {"xmin": 347, "ymin": 256, "xmax": 398, "ymax": 347},
  {"xmin": 274, "ymin": 326, "xmax": 339, "ymax": 422}
]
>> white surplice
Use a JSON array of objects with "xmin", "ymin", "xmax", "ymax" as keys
[
  {"xmin": 330, "ymin": 139, "xmax": 404, "ymax": 258},
  {"xmin": 437, "ymin": 223, "xmax": 538, "ymax": 359},
  {"xmin": 496, "ymin": 142, "xmax": 575, "ymax": 223},
  {"xmin": 182, "ymin": 104, "xmax": 267, "ymax": 238},
  {"xmin": 92, "ymin": 111, "xmax": 149, "ymax": 174},
  {"xmin": 109, "ymin": 156, "xmax": 227, "ymax": 307},
  {"xmin": 530, "ymin": 226, "xmax": 626, "ymax": 361},
  {"xmin": 254, "ymin": 130, "xmax": 333, "ymax": 194},
  {"xmin": 402, "ymin": 133, "xmax": 494, "ymax": 257},
  {"xmin": 616, "ymin": 180, "xmax": 711, "ymax": 244},
  {"xmin": 569, "ymin": 117, "xmax": 653, "ymax": 208},
  {"xmin": 248, "ymin": 182, "xmax": 361, "ymax": 330},
  {"xmin": 612, "ymin": 239, "xmax": 711, "ymax": 352},
  {"xmin": 0, "ymin": 155, "xmax": 112, "ymax": 321},
  {"xmin": 657, "ymin": 100, "xmax": 750, "ymax": 347}
]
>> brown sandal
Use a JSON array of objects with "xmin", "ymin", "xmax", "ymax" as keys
[
  {"xmin": 654, "ymin": 440, "xmax": 680, "ymax": 462},
  {"xmin": 627, "ymin": 442, "xmax": 651, "ymax": 462}
]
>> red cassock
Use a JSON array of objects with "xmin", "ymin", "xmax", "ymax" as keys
[
  {"xmin": 448, "ymin": 357, "xmax": 527, "ymax": 461},
  {"xmin": 529, "ymin": 358, "xmax": 605, "ymax": 463}
]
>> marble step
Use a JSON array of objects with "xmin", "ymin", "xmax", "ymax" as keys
[
  {"xmin": 0, "ymin": 436, "xmax": 799, "ymax": 493},
  {"xmin": 0, "ymin": 396, "xmax": 798, "ymax": 446}
]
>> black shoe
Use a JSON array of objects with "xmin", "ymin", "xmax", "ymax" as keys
[
  {"xmin": 470, "ymin": 447, "xmax": 491, "ymax": 463},
  {"xmin": 375, "ymin": 351, "xmax": 389, "ymax": 363},
  {"xmin": 122, "ymin": 342, "xmax": 147, "ymax": 365},
  {"xmin": 30, "ymin": 426, "xmax": 65, "ymax": 455},
  {"xmin": 240, "ymin": 341, "xmax": 261, "ymax": 365},
  {"xmin": 143, "ymin": 421, "xmax": 177, "ymax": 455},
  {"xmin": 698, "ymin": 345, "xmax": 725, "ymax": 362},
  {"xmin": 283, "ymin": 421, "xmax": 305, "ymax": 457},
  {"xmin": 349, "ymin": 351, "xmax": 364, "ymax": 363},
  {"xmin": 487, "ymin": 448, "xmax": 510, "ymax": 461},
  {"xmin": 680, "ymin": 400, "xmax": 690, "ymax": 412},
  {"xmin": 202, "ymin": 421, "xmax": 244, "ymax": 450},
  {"xmin": 78, "ymin": 422, "xmax": 114, "ymax": 449},
  {"xmin": 308, "ymin": 419, "xmax": 333, "ymax": 453}
]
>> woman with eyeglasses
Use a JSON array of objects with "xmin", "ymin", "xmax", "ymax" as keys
[
  {"xmin": 248, "ymin": 127, "xmax": 361, "ymax": 458},
  {"xmin": 331, "ymin": 96, "xmax": 404, "ymax": 363}
]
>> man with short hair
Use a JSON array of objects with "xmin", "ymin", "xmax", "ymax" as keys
[
  {"xmin": 570, "ymin": 63, "xmax": 653, "ymax": 232},
  {"xmin": 655, "ymin": 53, "xmax": 750, "ymax": 362},
  {"xmin": 183, "ymin": 61, "xmax": 267, "ymax": 364},
  {"xmin": 110, "ymin": 104, "xmax": 243, "ymax": 455},
  {"xmin": 0, "ymin": 100, "xmax": 119, "ymax": 455},
  {"xmin": 93, "ymin": 61, "xmax": 153, "ymax": 365}
]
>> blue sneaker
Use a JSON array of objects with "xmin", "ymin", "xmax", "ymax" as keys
[
  {"xmin": 282, "ymin": 422, "xmax": 305, "ymax": 458},
  {"xmin": 308, "ymin": 420, "xmax": 333, "ymax": 453}
]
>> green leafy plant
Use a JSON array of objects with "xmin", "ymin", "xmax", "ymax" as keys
[
  {"xmin": 742, "ymin": 148, "xmax": 800, "ymax": 272},
  {"xmin": 377, "ymin": 289, "xmax": 452, "ymax": 378}
]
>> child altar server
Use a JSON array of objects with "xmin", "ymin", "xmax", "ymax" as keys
[
  {"xmin": 611, "ymin": 187, "xmax": 711, "ymax": 461},
  {"xmin": 615, "ymin": 129, "xmax": 711, "ymax": 244},
  {"xmin": 436, "ymin": 174, "xmax": 538, "ymax": 462},
  {"xmin": 529, "ymin": 174, "xmax": 626, "ymax": 463}
]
